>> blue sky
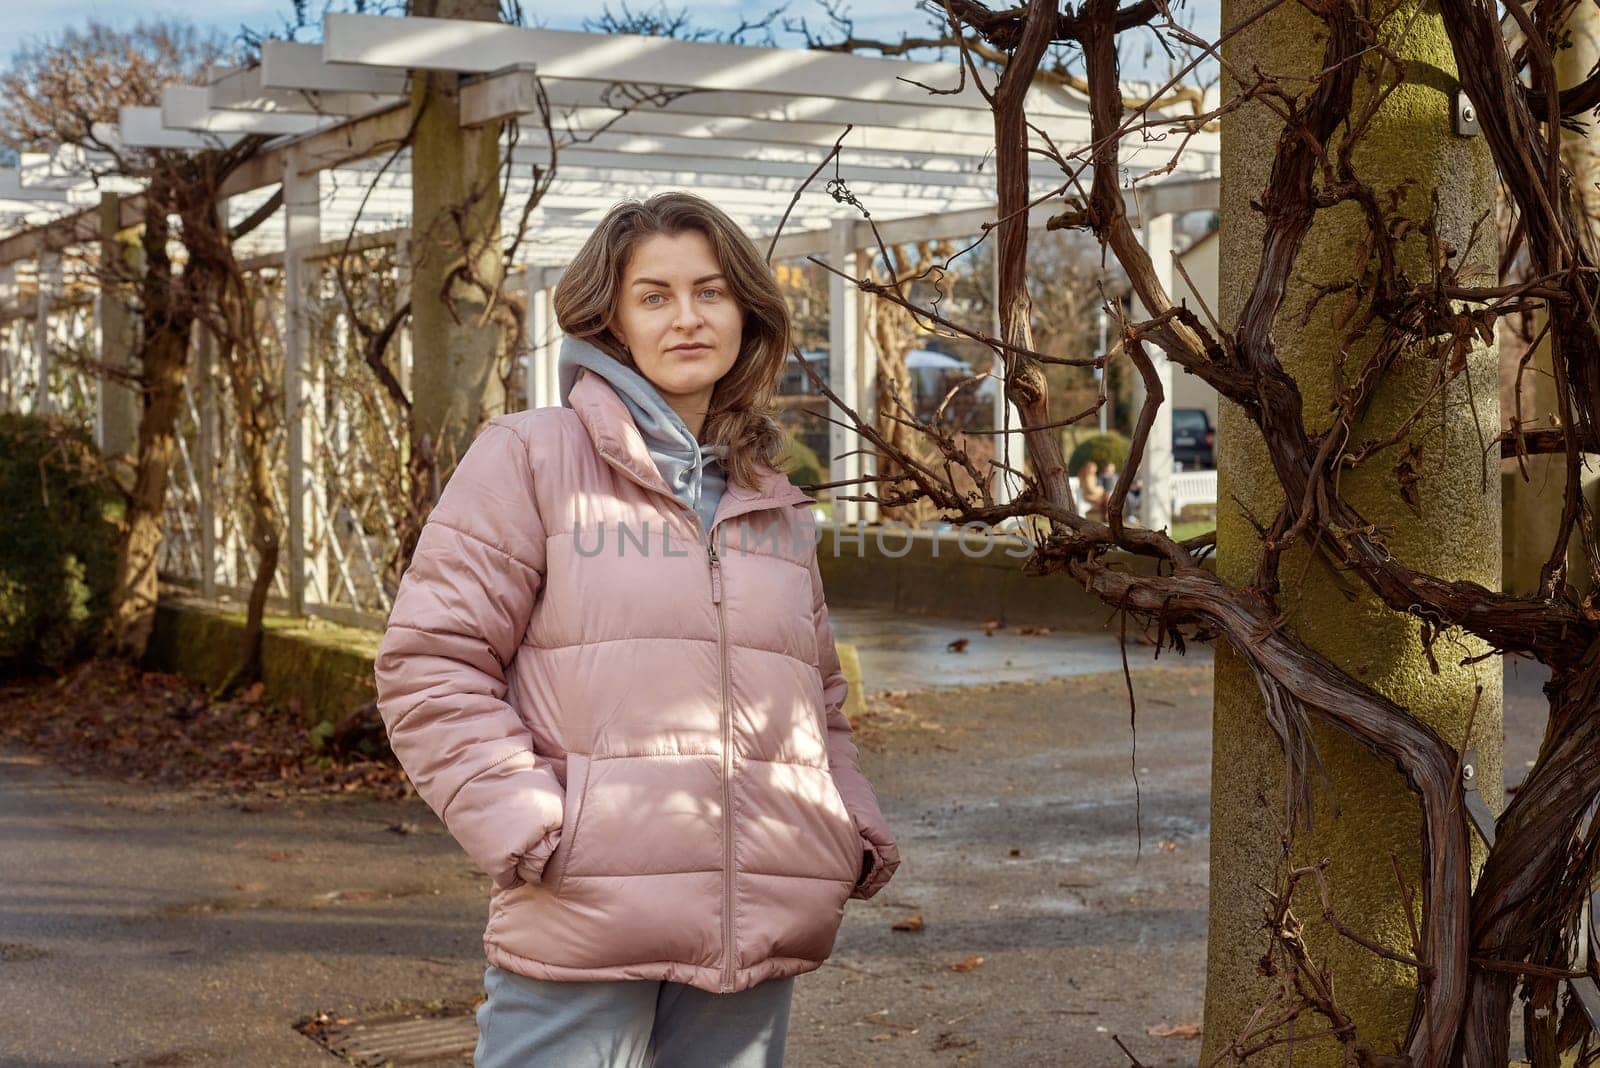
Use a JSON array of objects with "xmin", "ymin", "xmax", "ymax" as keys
[
  {"xmin": 0, "ymin": 1, "xmax": 947, "ymax": 61},
  {"xmin": 0, "ymin": 1, "xmax": 1220, "ymax": 73}
]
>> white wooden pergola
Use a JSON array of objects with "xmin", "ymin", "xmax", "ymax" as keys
[{"xmin": 0, "ymin": 13, "xmax": 1218, "ymax": 626}]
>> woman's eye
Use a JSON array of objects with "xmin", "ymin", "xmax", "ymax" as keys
[
  {"xmin": 700, "ymin": 288, "xmax": 721, "ymax": 299},
  {"xmin": 643, "ymin": 293, "xmax": 664, "ymax": 305}
]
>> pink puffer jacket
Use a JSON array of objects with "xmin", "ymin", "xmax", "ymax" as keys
[{"xmin": 373, "ymin": 368, "xmax": 899, "ymax": 994}]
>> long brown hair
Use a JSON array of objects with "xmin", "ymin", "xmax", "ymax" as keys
[{"xmin": 551, "ymin": 191, "xmax": 790, "ymax": 492}]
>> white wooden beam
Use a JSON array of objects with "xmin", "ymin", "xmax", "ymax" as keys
[
  {"xmin": 261, "ymin": 40, "xmax": 409, "ymax": 95},
  {"xmin": 0, "ymin": 172, "xmax": 69, "ymax": 203},
  {"xmin": 508, "ymin": 142, "xmax": 1068, "ymax": 191},
  {"xmin": 210, "ymin": 64, "xmax": 399, "ymax": 117},
  {"xmin": 118, "ymin": 106, "xmax": 243, "ymax": 150},
  {"xmin": 524, "ymin": 102, "xmax": 1004, "ymax": 160},
  {"xmin": 322, "ymin": 13, "xmax": 1089, "ymax": 120},
  {"xmin": 460, "ymin": 65, "xmax": 540, "ymax": 128},
  {"xmin": 543, "ymin": 79, "xmax": 1011, "ymax": 141},
  {"xmin": 162, "ymin": 86, "xmax": 328, "ymax": 136}
]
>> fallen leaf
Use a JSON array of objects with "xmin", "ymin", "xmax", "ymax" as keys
[
  {"xmin": 388, "ymin": 821, "xmax": 419, "ymax": 836},
  {"xmin": 946, "ymin": 638, "xmax": 969, "ymax": 654},
  {"xmin": 950, "ymin": 955, "xmax": 985, "ymax": 972},
  {"xmin": 981, "ymin": 620, "xmax": 1002, "ymax": 636},
  {"xmin": 891, "ymin": 913, "xmax": 925, "ymax": 932},
  {"xmin": 1147, "ymin": 1021, "xmax": 1203, "ymax": 1039}
]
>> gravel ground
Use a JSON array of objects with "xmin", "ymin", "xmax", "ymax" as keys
[{"xmin": 1, "ymin": 656, "xmax": 1216, "ymax": 1068}]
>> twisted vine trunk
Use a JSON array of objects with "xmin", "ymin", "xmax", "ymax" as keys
[{"xmin": 101, "ymin": 176, "xmax": 194, "ymax": 661}]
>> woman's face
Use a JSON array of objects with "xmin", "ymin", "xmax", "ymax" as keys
[{"xmin": 609, "ymin": 229, "xmax": 745, "ymax": 433}]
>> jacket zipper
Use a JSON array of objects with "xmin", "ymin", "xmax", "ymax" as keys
[
  {"xmin": 590, "ymin": 448, "xmax": 807, "ymax": 992},
  {"xmin": 708, "ymin": 535, "xmax": 737, "ymax": 991}
]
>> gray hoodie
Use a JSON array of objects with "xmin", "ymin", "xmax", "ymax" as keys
[{"xmin": 557, "ymin": 334, "xmax": 729, "ymax": 536}]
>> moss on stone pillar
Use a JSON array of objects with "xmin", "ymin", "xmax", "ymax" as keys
[{"xmin": 1203, "ymin": 5, "xmax": 1502, "ymax": 1060}]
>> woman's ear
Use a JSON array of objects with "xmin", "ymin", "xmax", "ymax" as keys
[{"xmin": 601, "ymin": 323, "xmax": 632, "ymax": 362}]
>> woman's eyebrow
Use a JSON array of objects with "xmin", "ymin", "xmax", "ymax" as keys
[{"xmin": 629, "ymin": 273, "xmax": 726, "ymax": 287}]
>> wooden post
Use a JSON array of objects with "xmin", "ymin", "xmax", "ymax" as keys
[
  {"xmin": 96, "ymin": 192, "xmax": 142, "ymax": 472},
  {"xmin": 1132, "ymin": 211, "xmax": 1174, "ymax": 531},
  {"xmin": 407, "ymin": 0, "xmax": 507, "ymax": 478},
  {"xmin": 284, "ymin": 145, "xmax": 322, "ymax": 615},
  {"xmin": 34, "ymin": 251, "xmax": 58, "ymax": 415}
]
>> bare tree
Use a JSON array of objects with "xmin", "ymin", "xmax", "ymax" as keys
[
  {"xmin": 776, "ymin": 1, "xmax": 1600, "ymax": 1063},
  {"xmin": 0, "ymin": 20, "xmax": 271, "ymax": 661}
]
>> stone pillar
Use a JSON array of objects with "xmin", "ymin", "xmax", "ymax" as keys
[
  {"xmin": 1202, "ymin": 6, "xmax": 1502, "ymax": 1062},
  {"xmin": 407, "ymin": 0, "xmax": 507, "ymax": 477}
]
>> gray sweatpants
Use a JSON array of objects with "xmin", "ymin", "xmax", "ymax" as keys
[{"xmin": 473, "ymin": 965, "xmax": 795, "ymax": 1067}]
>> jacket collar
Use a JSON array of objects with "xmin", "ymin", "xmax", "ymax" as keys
[{"xmin": 566, "ymin": 367, "xmax": 813, "ymax": 522}]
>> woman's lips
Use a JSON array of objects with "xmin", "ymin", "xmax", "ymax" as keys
[{"xmin": 671, "ymin": 344, "xmax": 711, "ymax": 354}]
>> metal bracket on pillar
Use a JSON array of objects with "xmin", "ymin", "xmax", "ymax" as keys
[{"xmin": 1460, "ymin": 749, "xmax": 1497, "ymax": 850}]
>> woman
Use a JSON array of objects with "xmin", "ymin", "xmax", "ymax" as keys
[
  {"xmin": 373, "ymin": 191, "xmax": 899, "ymax": 1067},
  {"xmin": 1076, "ymin": 458, "xmax": 1109, "ymax": 519}
]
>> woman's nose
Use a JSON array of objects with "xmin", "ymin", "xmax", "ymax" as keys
[{"xmin": 673, "ymin": 296, "xmax": 704, "ymax": 329}]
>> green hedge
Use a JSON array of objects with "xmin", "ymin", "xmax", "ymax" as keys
[
  {"xmin": 0, "ymin": 414, "xmax": 122, "ymax": 676},
  {"xmin": 777, "ymin": 430, "xmax": 825, "ymax": 491},
  {"xmin": 1066, "ymin": 431, "xmax": 1130, "ymax": 476}
]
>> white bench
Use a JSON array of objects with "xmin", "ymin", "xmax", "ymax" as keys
[
  {"xmin": 1068, "ymin": 469, "xmax": 1217, "ymax": 518},
  {"xmin": 1171, "ymin": 469, "xmax": 1218, "ymax": 515}
]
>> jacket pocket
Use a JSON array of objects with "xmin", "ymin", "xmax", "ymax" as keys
[
  {"xmin": 819, "ymin": 771, "xmax": 865, "ymax": 884},
  {"xmin": 542, "ymin": 753, "xmax": 591, "ymax": 894}
]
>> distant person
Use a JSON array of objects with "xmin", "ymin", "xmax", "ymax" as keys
[
  {"xmin": 1099, "ymin": 460, "xmax": 1119, "ymax": 497},
  {"xmin": 375, "ymin": 192, "xmax": 899, "ymax": 1067},
  {"xmin": 1078, "ymin": 458, "xmax": 1109, "ymax": 518}
]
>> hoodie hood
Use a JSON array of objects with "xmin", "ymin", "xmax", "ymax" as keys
[{"xmin": 558, "ymin": 334, "xmax": 730, "ymax": 535}]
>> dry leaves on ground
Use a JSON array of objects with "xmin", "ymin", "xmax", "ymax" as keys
[
  {"xmin": 1147, "ymin": 1021, "xmax": 1202, "ymax": 1039},
  {"xmin": 0, "ymin": 658, "xmax": 413, "ymax": 800}
]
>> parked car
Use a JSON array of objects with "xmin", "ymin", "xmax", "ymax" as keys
[{"xmin": 1172, "ymin": 407, "xmax": 1215, "ymax": 470}]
